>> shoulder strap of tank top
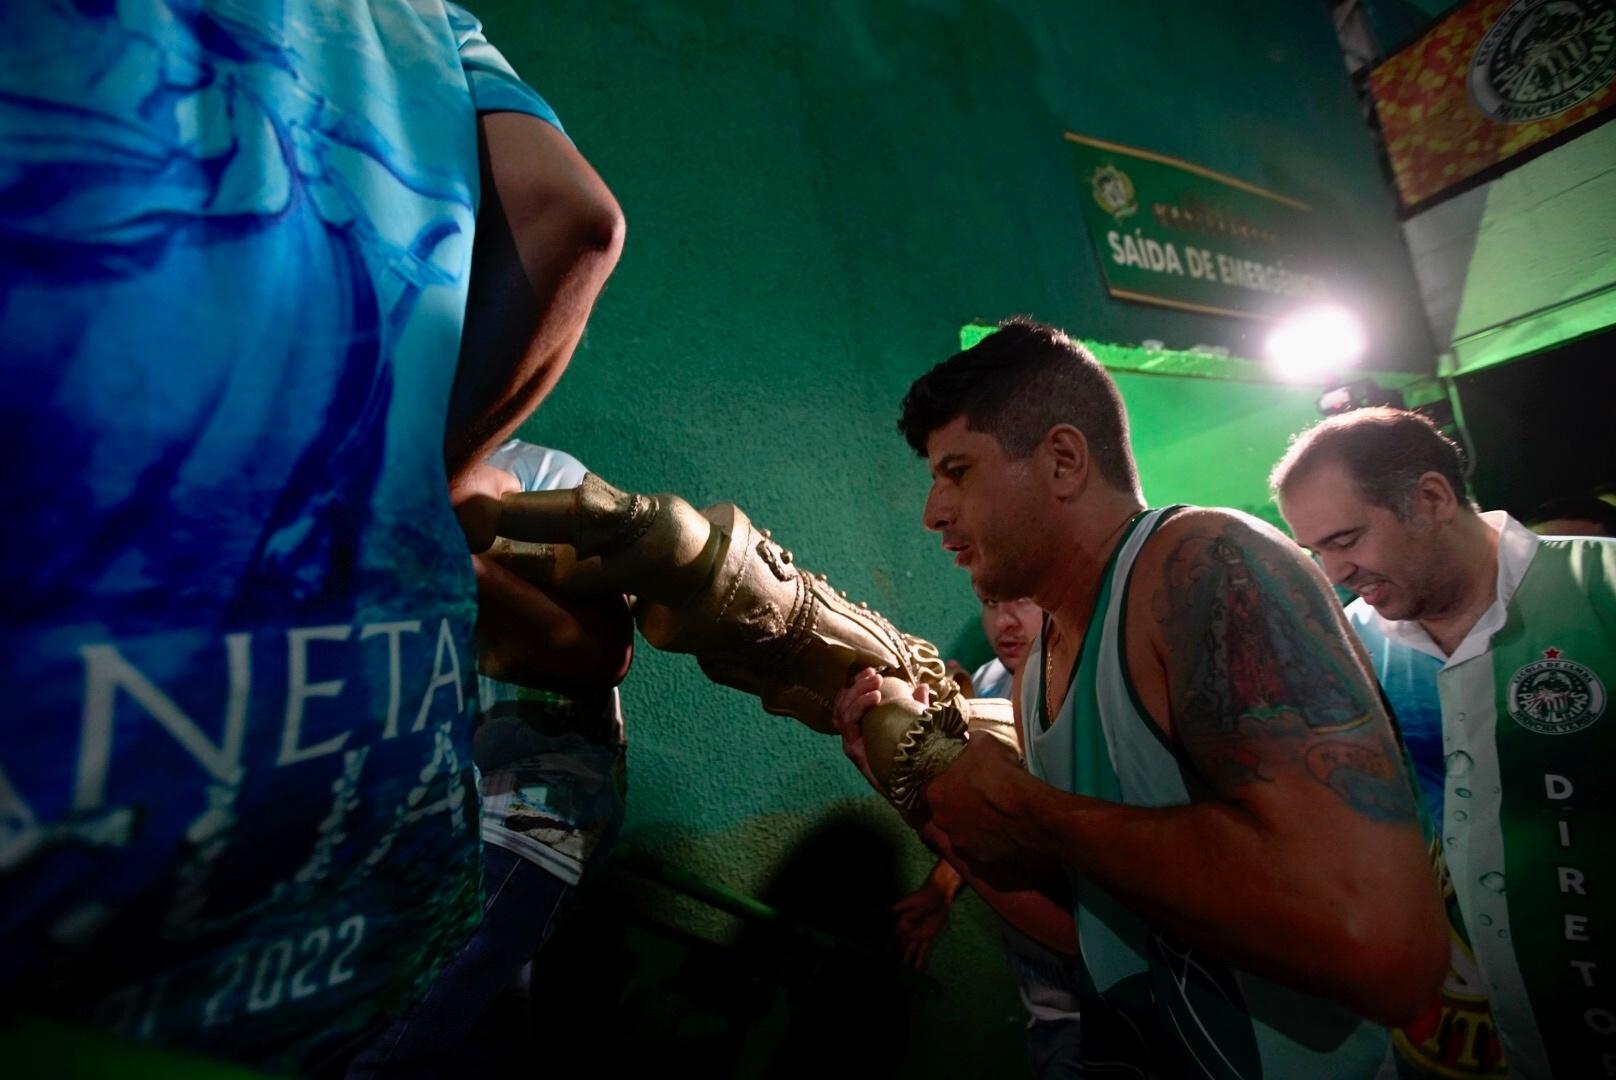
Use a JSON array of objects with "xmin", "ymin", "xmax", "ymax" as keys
[
  {"xmin": 1080, "ymin": 508, "xmax": 1179, "ymax": 780},
  {"xmin": 1030, "ymin": 509, "xmax": 1158, "ymax": 736}
]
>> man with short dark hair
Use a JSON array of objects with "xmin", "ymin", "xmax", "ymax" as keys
[
  {"xmin": 1274, "ymin": 407, "xmax": 1616, "ymax": 1079},
  {"xmin": 834, "ymin": 319, "xmax": 1445, "ymax": 1077}
]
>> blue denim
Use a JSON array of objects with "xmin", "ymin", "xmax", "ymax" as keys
[
  {"xmin": 1026, "ymin": 1016, "xmax": 1084, "ymax": 1080},
  {"xmin": 347, "ymin": 846, "xmax": 574, "ymax": 1078}
]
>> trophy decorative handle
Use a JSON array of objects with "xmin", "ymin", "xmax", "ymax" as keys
[{"xmin": 492, "ymin": 473, "xmax": 1016, "ymax": 814}]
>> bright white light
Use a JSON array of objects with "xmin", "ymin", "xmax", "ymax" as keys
[{"xmin": 1264, "ymin": 304, "xmax": 1367, "ymax": 383}]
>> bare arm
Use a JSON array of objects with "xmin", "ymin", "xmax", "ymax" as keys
[
  {"xmin": 444, "ymin": 111, "xmax": 625, "ymax": 484},
  {"xmin": 921, "ymin": 513, "xmax": 1445, "ymax": 1024},
  {"xmin": 473, "ymin": 555, "xmax": 633, "ymax": 688},
  {"xmin": 931, "ymin": 831, "xmax": 1078, "ymax": 962},
  {"xmin": 950, "ymin": 650, "xmax": 1078, "ymax": 959},
  {"xmin": 890, "ymin": 857, "xmax": 961, "ymax": 970},
  {"xmin": 833, "ymin": 669, "xmax": 1077, "ymax": 960}
]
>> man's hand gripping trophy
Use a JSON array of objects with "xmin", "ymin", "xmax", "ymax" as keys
[{"xmin": 488, "ymin": 473, "xmax": 1015, "ymax": 815}]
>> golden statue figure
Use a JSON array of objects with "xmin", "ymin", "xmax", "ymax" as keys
[{"xmin": 486, "ymin": 473, "xmax": 1014, "ymax": 813}]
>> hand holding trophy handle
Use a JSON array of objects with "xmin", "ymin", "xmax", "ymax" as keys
[{"xmin": 489, "ymin": 473, "xmax": 1015, "ymax": 814}]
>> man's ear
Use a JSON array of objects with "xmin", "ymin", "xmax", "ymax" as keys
[
  {"xmin": 1412, "ymin": 470, "xmax": 1461, "ymax": 523},
  {"xmin": 1044, "ymin": 425, "xmax": 1089, "ymax": 499}
]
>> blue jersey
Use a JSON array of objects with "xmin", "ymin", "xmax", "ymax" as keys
[
  {"xmin": 476, "ymin": 442, "xmax": 627, "ymax": 887},
  {"xmin": 0, "ymin": 1, "xmax": 559, "ymax": 1069},
  {"xmin": 1347, "ymin": 602, "xmax": 1447, "ymax": 821}
]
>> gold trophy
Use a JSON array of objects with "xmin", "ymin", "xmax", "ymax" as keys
[{"xmin": 486, "ymin": 473, "xmax": 1014, "ymax": 814}]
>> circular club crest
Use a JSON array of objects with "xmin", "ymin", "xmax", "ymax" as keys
[
  {"xmin": 1507, "ymin": 648, "xmax": 1607, "ymax": 734},
  {"xmin": 1469, "ymin": 0, "xmax": 1616, "ymax": 123},
  {"xmin": 1091, "ymin": 164, "xmax": 1137, "ymax": 222}
]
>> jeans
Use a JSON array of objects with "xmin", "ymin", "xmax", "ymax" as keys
[
  {"xmin": 1026, "ymin": 1016, "xmax": 1084, "ymax": 1080},
  {"xmin": 346, "ymin": 845, "xmax": 574, "ymax": 1078}
]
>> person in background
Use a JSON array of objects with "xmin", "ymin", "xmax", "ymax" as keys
[
  {"xmin": 1523, "ymin": 495, "xmax": 1616, "ymax": 539},
  {"xmin": 893, "ymin": 595, "xmax": 1082, "ymax": 1079},
  {"xmin": 967, "ymin": 598, "xmax": 1040, "ymax": 701},
  {"xmin": 0, "ymin": 2, "xmax": 622, "ymax": 1071},
  {"xmin": 1274, "ymin": 407, "xmax": 1615, "ymax": 1079},
  {"xmin": 834, "ymin": 319, "xmax": 1444, "ymax": 1078},
  {"xmin": 352, "ymin": 442, "xmax": 632, "ymax": 1077}
]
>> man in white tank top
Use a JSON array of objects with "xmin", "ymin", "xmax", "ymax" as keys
[{"xmin": 833, "ymin": 319, "xmax": 1446, "ymax": 1078}]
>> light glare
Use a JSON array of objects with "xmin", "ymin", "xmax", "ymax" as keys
[{"xmin": 1264, "ymin": 305, "xmax": 1366, "ymax": 382}]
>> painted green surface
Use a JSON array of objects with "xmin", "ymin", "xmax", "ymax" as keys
[
  {"xmin": 0, "ymin": 1018, "xmax": 266, "ymax": 1079},
  {"xmin": 1115, "ymin": 372, "xmax": 1326, "ymax": 529},
  {"xmin": 1444, "ymin": 122, "xmax": 1616, "ymax": 375},
  {"xmin": 467, "ymin": 1, "xmax": 1431, "ymax": 1072},
  {"xmin": 1360, "ymin": 0, "xmax": 1457, "ymax": 54},
  {"xmin": 1091, "ymin": 339, "xmax": 1266, "ymax": 382}
]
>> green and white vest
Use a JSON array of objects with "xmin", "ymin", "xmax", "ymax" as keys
[
  {"xmin": 1426, "ymin": 528, "xmax": 1616, "ymax": 1079},
  {"xmin": 1019, "ymin": 508, "xmax": 1389, "ymax": 1079}
]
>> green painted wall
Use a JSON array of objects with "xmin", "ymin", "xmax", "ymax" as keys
[
  {"xmin": 1360, "ymin": 0, "xmax": 1456, "ymax": 54},
  {"xmin": 470, "ymin": 1, "xmax": 1430, "ymax": 1072},
  {"xmin": 1114, "ymin": 371, "xmax": 1326, "ymax": 528},
  {"xmin": 1405, "ymin": 121, "xmax": 1616, "ymax": 375}
]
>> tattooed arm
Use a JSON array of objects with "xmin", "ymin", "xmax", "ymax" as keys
[
  {"xmin": 919, "ymin": 510, "xmax": 1445, "ymax": 1023},
  {"xmin": 1141, "ymin": 511, "xmax": 1444, "ymax": 1012}
]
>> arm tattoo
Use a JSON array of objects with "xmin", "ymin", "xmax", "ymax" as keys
[{"xmin": 1155, "ymin": 520, "xmax": 1417, "ymax": 826}]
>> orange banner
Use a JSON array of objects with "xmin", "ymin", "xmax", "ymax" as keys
[{"xmin": 1369, "ymin": 0, "xmax": 1616, "ymax": 209}]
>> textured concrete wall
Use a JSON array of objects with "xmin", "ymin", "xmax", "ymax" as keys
[{"xmin": 468, "ymin": 1, "xmax": 1426, "ymax": 1072}]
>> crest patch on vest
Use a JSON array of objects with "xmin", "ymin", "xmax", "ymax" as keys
[{"xmin": 1507, "ymin": 647, "xmax": 1607, "ymax": 735}]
